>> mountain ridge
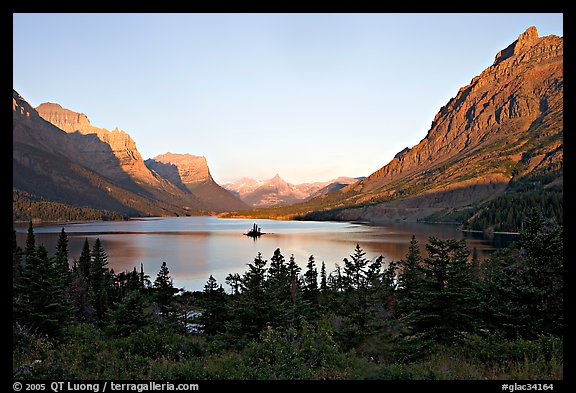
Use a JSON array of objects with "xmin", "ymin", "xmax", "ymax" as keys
[
  {"xmin": 223, "ymin": 174, "xmax": 360, "ymax": 207},
  {"xmin": 13, "ymin": 92, "xmax": 247, "ymax": 219},
  {"xmin": 223, "ymin": 26, "xmax": 563, "ymax": 226}
]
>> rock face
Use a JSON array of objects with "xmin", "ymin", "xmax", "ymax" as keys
[
  {"xmin": 146, "ymin": 153, "xmax": 248, "ymax": 212},
  {"xmin": 36, "ymin": 103, "xmax": 159, "ymax": 188},
  {"xmin": 14, "ymin": 91, "xmax": 248, "ymax": 217},
  {"xmin": 224, "ymin": 174, "xmax": 360, "ymax": 207},
  {"xmin": 13, "ymin": 90, "xmax": 191, "ymax": 216},
  {"xmin": 301, "ymin": 27, "xmax": 563, "ymax": 222}
]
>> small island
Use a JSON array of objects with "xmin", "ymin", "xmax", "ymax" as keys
[{"xmin": 245, "ymin": 223, "xmax": 265, "ymax": 238}]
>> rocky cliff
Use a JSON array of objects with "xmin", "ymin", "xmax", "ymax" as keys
[
  {"xmin": 36, "ymin": 103, "xmax": 160, "ymax": 188},
  {"xmin": 146, "ymin": 153, "xmax": 248, "ymax": 212},
  {"xmin": 259, "ymin": 26, "xmax": 563, "ymax": 223},
  {"xmin": 13, "ymin": 90, "xmax": 193, "ymax": 216}
]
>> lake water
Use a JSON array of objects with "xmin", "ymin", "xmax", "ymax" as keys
[{"xmin": 14, "ymin": 216, "xmax": 517, "ymax": 292}]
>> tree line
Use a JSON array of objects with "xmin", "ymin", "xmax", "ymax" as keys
[
  {"xmin": 13, "ymin": 209, "xmax": 563, "ymax": 379},
  {"xmin": 13, "ymin": 189, "xmax": 127, "ymax": 222}
]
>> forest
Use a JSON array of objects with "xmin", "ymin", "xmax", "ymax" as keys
[{"xmin": 13, "ymin": 210, "xmax": 563, "ymax": 380}]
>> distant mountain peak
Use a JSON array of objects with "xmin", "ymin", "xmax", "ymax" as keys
[
  {"xmin": 149, "ymin": 153, "xmax": 212, "ymax": 183},
  {"xmin": 146, "ymin": 152, "xmax": 248, "ymax": 212},
  {"xmin": 224, "ymin": 175, "xmax": 361, "ymax": 208},
  {"xmin": 494, "ymin": 25, "xmax": 540, "ymax": 65},
  {"xmin": 297, "ymin": 27, "xmax": 562, "ymax": 223}
]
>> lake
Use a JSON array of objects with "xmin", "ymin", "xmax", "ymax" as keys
[{"xmin": 14, "ymin": 216, "xmax": 517, "ymax": 292}]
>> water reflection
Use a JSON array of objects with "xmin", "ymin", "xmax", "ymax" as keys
[{"xmin": 14, "ymin": 217, "xmax": 516, "ymax": 292}]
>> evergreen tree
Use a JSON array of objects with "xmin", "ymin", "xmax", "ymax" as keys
[
  {"xmin": 54, "ymin": 228, "xmax": 71, "ymax": 288},
  {"xmin": 481, "ymin": 210, "xmax": 563, "ymax": 338},
  {"xmin": 106, "ymin": 290, "xmax": 151, "ymax": 337},
  {"xmin": 15, "ymin": 244, "xmax": 71, "ymax": 336},
  {"xmin": 394, "ymin": 235, "xmax": 423, "ymax": 318},
  {"xmin": 24, "ymin": 220, "xmax": 35, "ymax": 263},
  {"xmin": 287, "ymin": 254, "xmax": 301, "ymax": 302},
  {"xmin": 70, "ymin": 238, "xmax": 95, "ymax": 322},
  {"xmin": 153, "ymin": 261, "xmax": 178, "ymax": 319},
  {"xmin": 238, "ymin": 252, "xmax": 270, "ymax": 337},
  {"xmin": 320, "ymin": 261, "xmax": 328, "ymax": 292},
  {"xmin": 342, "ymin": 244, "xmax": 371, "ymax": 329},
  {"xmin": 400, "ymin": 237, "xmax": 477, "ymax": 344},
  {"xmin": 319, "ymin": 261, "xmax": 328, "ymax": 309},
  {"xmin": 302, "ymin": 255, "xmax": 319, "ymax": 305},
  {"xmin": 343, "ymin": 244, "xmax": 369, "ymax": 291},
  {"xmin": 225, "ymin": 273, "xmax": 242, "ymax": 295},
  {"xmin": 201, "ymin": 275, "xmax": 227, "ymax": 335},
  {"xmin": 13, "ymin": 229, "xmax": 23, "ymax": 288},
  {"xmin": 90, "ymin": 238, "xmax": 112, "ymax": 320},
  {"xmin": 77, "ymin": 238, "xmax": 91, "ymax": 280},
  {"xmin": 267, "ymin": 248, "xmax": 289, "ymax": 301}
]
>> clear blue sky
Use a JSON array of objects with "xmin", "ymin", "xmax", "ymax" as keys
[{"xmin": 13, "ymin": 13, "xmax": 563, "ymax": 185}]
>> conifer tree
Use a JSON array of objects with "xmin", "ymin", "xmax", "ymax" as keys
[
  {"xmin": 106, "ymin": 290, "xmax": 151, "ymax": 337},
  {"xmin": 320, "ymin": 261, "xmax": 327, "ymax": 292},
  {"xmin": 400, "ymin": 237, "xmax": 477, "ymax": 344},
  {"xmin": 16, "ymin": 244, "xmax": 71, "ymax": 336},
  {"xmin": 303, "ymin": 255, "xmax": 319, "ymax": 305},
  {"xmin": 201, "ymin": 275, "xmax": 227, "ymax": 335},
  {"xmin": 238, "ymin": 252, "xmax": 269, "ymax": 337},
  {"xmin": 90, "ymin": 238, "xmax": 112, "ymax": 320},
  {"xmin": 24, "ymin": 220, "xmax": 35, "ymax": 263},
  {"xmin": 481, "ymin": 210, "xmax": 563, "ymax": 338},
  {"xmin": 153, "ymin": 261, "xmax": 178, "ymax": 319},
  {"xmin": 54, "ymin": 228, "xmax": 71, "ymax": 287},
  {"xmin": 77, "ymin": 238, "xmax": 91, "ymax": 280},
  {"xmin": 13, "ymin": 229, "xmax": 23, "ymax": 288}
]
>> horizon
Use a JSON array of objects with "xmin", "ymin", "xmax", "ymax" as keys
[{"xmin": 13, "ymin": 13, "xmax": 563, "ymax": 185}]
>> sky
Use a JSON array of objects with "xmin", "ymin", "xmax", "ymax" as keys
[{"xmin": 13, "ymin": 13, "xmax": 563, "ymax": 185}]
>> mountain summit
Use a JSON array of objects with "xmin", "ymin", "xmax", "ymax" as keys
[
  {"xmin": 13, "ymin": 92, "xmax": 246, "ymax": 219},
  {"xmin": 145, "ymin": 153, "xmax": 248, "ymax": 212},
  {"xmin": 275, "ymin": 27, "xmax": 562, "ymax": 223},
  {"xmin": 224, "ymin": 175, "xmax": 360, "ymax": 207}
]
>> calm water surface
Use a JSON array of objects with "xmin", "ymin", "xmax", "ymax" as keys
[{"xmin": 15, "ymin": 216, "xmax": 516, "ymax": 292}]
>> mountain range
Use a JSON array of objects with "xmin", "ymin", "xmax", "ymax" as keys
[
  {"xmin": 223, "ymin": 175, "xmax": 362, "ymax": 207},
  {"xmin": 13, "ymin": 95, "xmax": 248, "ymax": 219},
  {"xmin": 222, "ymin": 26, "xmax": 563, "ymax": 226},
  {"xmin": 13, "ymin": 26, "xmax": 562, "ymax": 229}
]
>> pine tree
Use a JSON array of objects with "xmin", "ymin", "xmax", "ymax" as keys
[
  {"xmin": 395, "ymin": 235, "xmax": 423, "ymax": 318},
  {"xmin": 90, "ymin": 238, "xmax": 112, "ymax": 320},
  {"xmin": 15, "ymin": 244, "xmax": 71, "ymax": 336},
  {"xmin": 287, "ymin": 254, "xmax": 301, "ymax": 302},
  {"xmin": 106, "ymin": 290, "xmax": 151, "ymax": 337},
  {"xmin": 238, "ymin": 252, "xmax": 270, "ymax": 337},
  {"xmin": 302, "ymin": 255, "xmax": 319, "ymax": 305},
  {"xmin": 153, "ymin": 261, "xmax": 179, "ymax": 319},
  {"xmin": 267, "ymin": 248, "xmax": 289, "ymax": 301},
  {"xmin": 225, "ymin": 273, "xmax": 242, "ymax": 295},
  {"xmin": 400, "ymin": 237, "xmax": 477, "ymax": 344},
  {"xmin": 54, "ymin": 228, "xmax": 71, "ymax": 287},
  {"xmin": 77, "ymin": 238, "xmax": 91, "ymax": 280},
  {"xmin": 24, "ymin": 220, "xmax": 35, "ymax": 263},
  {"xmin": 13, "ymin": 229, "xmax": 23, "ymax": 288},
  {"xmin": 201, "ymin": 275, "xmax": 227, "ymax": 335},
  {"xmin": 343, "ymin": 244, "xmax": 369, "ymax": 291},
  {"xmin": 481, "ymin": 210, "xmax": 563, "ymax": 338},
  {"xmin": 70, "ymin": 238, "xmax": 95, "ymax": 322},
  {"xmin": 320, "ymin": 261, "xmax": 327, "ymax": 292}
]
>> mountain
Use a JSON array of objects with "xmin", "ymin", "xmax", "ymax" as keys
[
  {"xmin": 232, "ymin": 27, "xmax": 562, "ymax": 226},
  {"xmin": 36, "ymin": 102, "xmax": 166, "ymax": 190},
  {"xmin": 14, "ymin": 91, "xmax": 250, "ymax": 219},
  {"xmin": 224, "ymin": 175, "xmax": 360, "ymax": 207},
  {"xmin": 145, "ymin": 153, "xmax": 248, "ymax": 212},
  {"xmin": 13, "ymin": 91, "xmax": 191, "ymax": 218}
]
